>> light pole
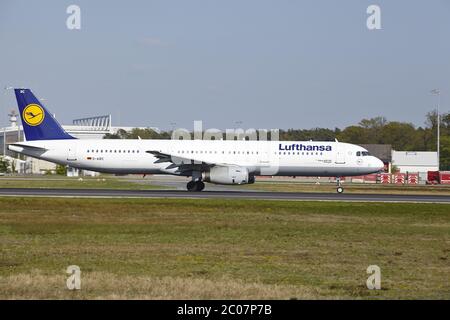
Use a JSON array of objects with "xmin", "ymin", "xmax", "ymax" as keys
[
  {"xmin": 431, "ymin": 89, "xmax": 440, "ymax": 170},
  {"xmin": 3, "ymin": 87, "xmax": 13, "ymax": 157}
]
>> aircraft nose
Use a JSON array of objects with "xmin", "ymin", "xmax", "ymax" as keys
[{"xmin": 374, "ymin": 157, "xmax": 384, "ymax": 171}]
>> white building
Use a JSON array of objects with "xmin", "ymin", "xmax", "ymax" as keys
[{"xmin": 391, "ymin": 151, "xmax": 438, "ymax": 173}]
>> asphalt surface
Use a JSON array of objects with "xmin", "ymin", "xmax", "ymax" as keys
[{"xmin": 0, "ymin": 188, "xmax": 449, "ymax": 203}]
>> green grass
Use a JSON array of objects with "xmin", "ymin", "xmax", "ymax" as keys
[
  {"xmin": 0, "ymin": 176, "xmax": 163, "ymax": 190},
  {"xmin": 0, "ymin": 198, "xmax": 449, "ymax": 299}
]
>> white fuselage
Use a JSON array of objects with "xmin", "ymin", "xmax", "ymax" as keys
[{"xmin": 9, "ymin": 139, "xmax": 384, "ymax": 178}]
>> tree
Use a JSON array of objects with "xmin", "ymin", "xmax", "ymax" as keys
[
  {"xmin": 440, "ymin": 136, "xmax": 450, "ymax": 170},
  {"xmin": 378, "ymin": 122, "xmax": 417, "ymax": 150},
  {"xmin": 55, "ymin": 164, "xmax": 67, "ymax": 175},
  {"xmin": 0, "ymin": 157, "xmax": 9, "ymax": 173},
  {"xmin": 358, "ymin": 116, "xmax": 387, "ymax": 143},
  {"xmin": 103, "ymin": 129, "xmax": 129, "ymax": 139},
  {"xmin": 336, "ymin": 126, "xmax": 368, "ymax": 144}
]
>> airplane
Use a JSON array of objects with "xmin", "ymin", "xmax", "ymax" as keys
[{"xmin": 8, "ymin": 88, "xmax": 384, "ymax": 193}]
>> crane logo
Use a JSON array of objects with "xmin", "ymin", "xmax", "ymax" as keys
[{"xmin": 23, "ymin": 104, "xmax": 45, "ymax": 126}]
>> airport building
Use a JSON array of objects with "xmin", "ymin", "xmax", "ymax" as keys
[
  {"xmin": 362, "ymin": 144, "xmax": 438, "ymax": 174},
  {"xmin": 391, "ymin": 151, "xmax": 439, "ymax": 173},
  {"xmin": 0, "ymin": 112, "xmax": 158, "ymax": 175}
]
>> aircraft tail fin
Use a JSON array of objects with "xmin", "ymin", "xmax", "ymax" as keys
[{"xmin": 14, "ymin": 89, "xmax": 75, "ymax": 141}]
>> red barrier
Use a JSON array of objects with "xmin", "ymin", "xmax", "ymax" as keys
[
  {"xmin": 380, "ymin": 173, "xmax": 391, "ymax": 184},
  {"xmin": 393, "ymin": 173, "xmax": 405, "ymax": 184},
  {"xmin": 407, "ymin": 173, "xmax": 418, "ymax": 184},
  {"xmin": 440, "ymin": 173, "xmax": 450, "ymax": 184}
]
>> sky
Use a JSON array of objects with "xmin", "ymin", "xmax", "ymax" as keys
[{"xmin": 0, "ymin": 0, "xmax": 449, "ymax": 131}]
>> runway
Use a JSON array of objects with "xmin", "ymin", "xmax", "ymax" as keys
[{"xmin": 0, "ymin": 188, "xmax": 449, "ymax": 203}]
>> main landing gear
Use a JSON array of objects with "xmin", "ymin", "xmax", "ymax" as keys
[
  {"xmin": 187, "ymin": 180, "xmax": 205, "ymax": 192},
  {"xmin": 336, "ymin": 177, "xmax": 344, "ymax": 194}
]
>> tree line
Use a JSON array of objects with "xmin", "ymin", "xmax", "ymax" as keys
[{"xmin": 104, "ymin": 110, "xmax": 450, "ymax": 170}]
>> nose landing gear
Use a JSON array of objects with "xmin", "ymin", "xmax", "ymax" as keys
[
  {"xmin": 187, "ymin": 180, "xmax": 205, "ymax": 192},
  {"xmin": 336, "ymin": 177, "xmax": 344, "ymax": 194}
]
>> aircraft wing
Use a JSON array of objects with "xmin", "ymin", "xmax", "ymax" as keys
[{"xmin": 146, "ymin": 150, "xmax": 217, "ymax": 175}]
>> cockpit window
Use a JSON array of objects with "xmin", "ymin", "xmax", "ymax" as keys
[{"xmin": 357, "ymin": 151, "xmax": 370, "ymax": 157}]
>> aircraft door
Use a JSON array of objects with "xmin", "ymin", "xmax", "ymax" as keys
[
  {"xmin": 335, "ymin": 144, "xmax": 346, "ymax": 164},
  {"xmin": 67, "ymin": 145, "xmax": 77, "ymax": 161}
]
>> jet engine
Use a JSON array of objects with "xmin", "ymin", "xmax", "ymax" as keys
[{"xmin": 203, "ymin": 166, "xmax": 249, "ymax": 185}]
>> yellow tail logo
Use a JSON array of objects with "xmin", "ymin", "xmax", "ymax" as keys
[{"xmin": 23, "ymin": 104, "xmax": 45, "ymax": 126}]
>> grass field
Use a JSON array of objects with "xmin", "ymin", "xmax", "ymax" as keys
[{"xmin": 0, "ymin": 197, "xmax": 449, "ymax": 299}]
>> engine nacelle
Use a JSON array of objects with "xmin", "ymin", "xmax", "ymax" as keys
[{"xmin": 203, "ymin": 166, "xmax": 249, "ymax": 185}]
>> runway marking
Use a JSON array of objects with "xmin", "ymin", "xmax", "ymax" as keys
[{"xmin": 0, "ymin": 188, "xmax": 449, "ymax": 203}]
